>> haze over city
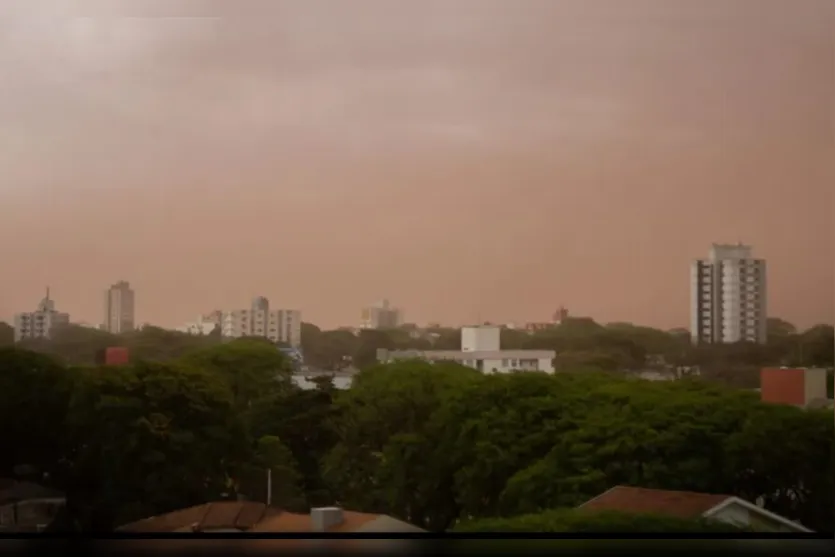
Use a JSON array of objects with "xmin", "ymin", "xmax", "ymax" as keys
[{"xmin": 1, "ymin": 0, "xmax": 832, "ymax": 329}]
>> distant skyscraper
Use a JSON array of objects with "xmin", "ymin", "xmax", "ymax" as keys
[
  {"xmin": 690, "ymin": 243, "xmax": 767, "ymax": 345},
  {"xmin": 13, "ymin": 287, "xmax": 70, "ymax": 342},
  {"xmin": 104, "ymin": 280, "xmax": 135, "ymax": 334},
  {"xmin": 360, "ymin": 299, "xmax": 402, "ymax": 329}
]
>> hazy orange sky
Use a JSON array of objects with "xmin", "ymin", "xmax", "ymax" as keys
[{"xmin": 1, "ymin": 0, "xmax": 832, "ymax": 330}]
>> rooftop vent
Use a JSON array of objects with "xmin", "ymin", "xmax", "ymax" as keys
[{"xmin": 311, "ymin": 507, "xmax": 343, "ymax": 532}]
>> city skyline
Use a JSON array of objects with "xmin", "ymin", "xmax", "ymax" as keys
[{"xmin": 1, "ymin": 1, "xmax": 831, "ymax": 330}]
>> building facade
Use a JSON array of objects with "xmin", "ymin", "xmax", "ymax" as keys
[
  {"xmin": 13, "ymin": 289, "xmax": 70, "ymax": 343},
  {"xmin": 690, "ymin": 243, "xmax": 767, "ymax": 344},
  {"xmin": 360, "ymin": 299, "xmax": 401, "ymax": 330},
  {"xmin": 377, "ymin": 325, "xmax": 556, "ymax": 374},
  {"xmin": 760, "ymin": 368, "xmax": 829, "ymax": 408},
  {"xmin": 103, "ymin": 280, "xmax": 135, "ymax": 334},
  {"xmin": 208, "ymin": 298, "xmax": 301, "ymax": 347}
]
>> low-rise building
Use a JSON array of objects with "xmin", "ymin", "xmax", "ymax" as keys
[
  {"xmin": 117, "ymin": 502, "xmax": 424, "ymax": 533},
  {"xmin": 12, "ymin": 289, "xmax": 70, "ymax": 343},
  {"xmin": 0, "ymin": 480, "xmax": 65, "ymax": 532},
  {"xmin": 578, "ymin": 485, "xmax": 811, "ymax": 533},
  {"xmin": 760, "ymin": 367, "xmax": 829, "ymax": 408},
  {"xmin": 377, "ymin": 325, "xmax": 556, "ymax": 374},
  {"xmin": 183, "ymin": 300, "xmax": 301, "ymax": 347}
]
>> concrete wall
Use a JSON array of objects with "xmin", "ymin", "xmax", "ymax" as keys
[{"xmin": 803, "ymin": 368, "xmax": 828, "ymax": 404}]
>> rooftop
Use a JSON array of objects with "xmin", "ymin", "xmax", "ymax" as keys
[
  {"xmin": 383, "ymin": 349, "xmax": 556, "ymax": 360},
  {"xmin": 578, "ymin": 486, "xmax": 731, "ymax": 519},
  {"xmin": 0, "ymin": 480, "xmax": 65, "ymax": 506},
  {"xmin": 117, "ymin": 502, "xmax": 424, "ymax": 533}
]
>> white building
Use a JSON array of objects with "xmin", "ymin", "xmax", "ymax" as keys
[
  {"xmin": 201, "ymin": 298, "xmax": 302, "ymax": 347},
  {"xmin": 103, "ymin": 280, "xmax": 135, "ymax": 334},
  {"xmin": 13, "ymin": 288, "xmax": 70, "ymax": 342},
  {"xmin": 360, "ymin": 299, "xmax": 401, "ymax": 330},
  {"xmin": 377, "ymin": 325, "xmax": 556, "ymax": 374},
  {"xmin": 176, "ymin": 320, "xmax": 218, "ymax": 336},
  {"xmin": 690, "ymin": 243, "xmax": 767, "ymax": 344}
]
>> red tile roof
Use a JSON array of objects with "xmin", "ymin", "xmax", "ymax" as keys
[
  {"xmin": 117, "ymin": 502, "xmax": 417, "ymax": 533},
  {"xmin": 117, "ymin": 502, "xmax": 281, "ymax": 533},
  {"xmin": 579, "ymin": 486, "xmax": 732, "ymax": 519}
]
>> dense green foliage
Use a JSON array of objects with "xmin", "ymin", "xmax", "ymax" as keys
[
  {"xmin": 454, "ymin": 509, "xmax": 748, "ymax": 533},
  {"xmin": 324, "ymin": 363, "xmax": 832, "ymax": 532},
  {"xmin": 0, "ymin": 316, "xmax": 832, "ymax": 533}
]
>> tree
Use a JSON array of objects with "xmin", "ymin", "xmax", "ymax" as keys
[
  {"xmin": 13, "ymin": 323, "xmax": 222, "ymax": 365},
  {"xmin": 303, "ymin": 329, "xmax": 358, "ymax": 370},
  {"xmin": 767, "ymin": 317, "xmax": 797, "ymax": 337},
  {"xmin": 325, "ymin": 361, "xmax": 832, "ymax": 531},
  {"xmin": 237, "ymin": 435, "xmax": 306, "ymax": 511},
  {"xmin": 352, "ymin": 329, "xmax": 397, "ymax": 369},
  {"xmin": 61, "ymin": 360, "xmax": 244, "ymax": 530},
  {"xmin": 180, "ymin": 339, "xmax": 294, "ymax": 411},
  {"xmin": 248, "ymin": 380, "xmax": 340, "ymax": 508},
  {"xmin": 798, "ymin": 325, "xmax": 834, "ymax": 367},
  {"xmin": 323, "ymin": 361, "xmax": 481, "ymax": 530},
  {"xmin": 0, "ymin": 348, "xmax": 76, "ymax": 479},
  {"xmin": 17, "ymin": 324, "xmax": 117, "ymax": 365},
  {"xmin": 0, "ymin": 322, "xmax": 14, "ymax": 346}
]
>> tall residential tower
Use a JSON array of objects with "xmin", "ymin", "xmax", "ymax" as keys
[
  {"xmin": 690, "ymin": 243, "xmax": 767, "ymax": 345},
  {"xmin": 104, "ymin": 280, "xmax": 135, "ymax": 334}
]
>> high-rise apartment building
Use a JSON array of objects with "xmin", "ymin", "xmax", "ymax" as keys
[
  {"xmin": 13, "ymin": 288, "xmax": 70, "ymax": 342},
  {"xmin": 104, "ymin": 280, "xmax": 135, "ymax": 334},
  {"xmin": 690, "ymin": 243, "xmax": 767, "ymax": 345},
  {"xmin": 215, "ymin": 297, "xmax": 302, "ymax": 347},
  {"xmin": 360, "ymin": 299, "xmax": 401, "ymax": 329}
]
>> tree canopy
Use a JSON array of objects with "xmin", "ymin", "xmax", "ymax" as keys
[
  {"xmin": 4, "ymin": 317, "xmax": 832, "ymax": 388},
  {"xmin": 0, "ymin": 315, "xmax": 831, "ymax": 533}
]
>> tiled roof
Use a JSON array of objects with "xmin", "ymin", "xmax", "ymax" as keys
[
  {"xmin": 118, "ymin": 502, "xmax": 424, "ymax": 533},
  {"xmin": 0, "ymin": 481, "xmax": 65, "ymax": 506},
  {"xmin": 117, "ymin": 502, "xmax": 281, "ymax": 532},
  {"xmin": 578, "ymin": 486, "xmax": 732, "ymax": 519},
  {"xmin": 251, "ymin": 510, "xmax": 380, "ymax": 532}
]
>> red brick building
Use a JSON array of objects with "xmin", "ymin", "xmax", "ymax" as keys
[
  {"xmin": 760, "ymin": 368, "xmax": 828, "ymax": 407},
  {"xmin": 97, "ymin": 347, "xmax": 129, "ymax": 366}
]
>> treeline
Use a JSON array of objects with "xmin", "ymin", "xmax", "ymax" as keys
[
  {"xmin": 1, "ymin": 343, "xmax": 832, "ymax": 532},
  {"xmin": 1, "ymin": 317, "xmax": 832, "ymax": 389}
]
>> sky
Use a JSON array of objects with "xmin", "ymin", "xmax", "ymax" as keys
[{"xmin": 0, "ymin": 0, "xmax": 832, "ymax": 330}]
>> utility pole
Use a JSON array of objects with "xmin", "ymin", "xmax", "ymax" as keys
[{"xmin": 266, "ymin": 468, "xmax": 272, "ymax": 506}]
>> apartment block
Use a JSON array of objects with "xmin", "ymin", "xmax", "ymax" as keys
[
  {"xmin": 690, "ymin": 243, "xmax": 767, "ymax": 344},
  {"xmin": 13, "ymin": 289, "xmax": 70, "ymax": 343},
  {"xmin": 217, "ymin": 297, "xmax": 301, "ymax": 347},
  {"xmin": 103, "ymin": 280, "xmax": 135, "ymax": 334}
]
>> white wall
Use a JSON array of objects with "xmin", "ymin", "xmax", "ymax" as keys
[
  {"xmin": 461, "ymin": 326, "xmax": 500, "ymax": 352},
  {"xmin": 293, "ymin": 375, "xmax": 353, "ymax": 390}
]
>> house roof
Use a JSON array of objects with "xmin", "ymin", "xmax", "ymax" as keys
[
  {"xmin": 117, "ymin": 502, "xmax": 282, "ymax": 532},
  {"xmin": 0, "ymin": 480, "xmax": 65, "ymax": 506},
  {"xmin": 578, "ymin": 486, "xmax": 733, "ymax": 519},
  {"xmin": 117, "ymin": 502, "xmax": 424, "ymax": 533}
]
